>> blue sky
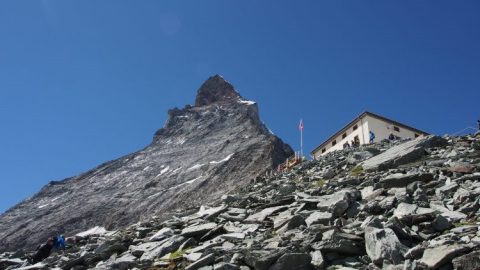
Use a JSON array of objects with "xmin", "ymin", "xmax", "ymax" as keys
[{"xmin": 1, "ymin": 1, "xmax": 479, "ymax": 213}]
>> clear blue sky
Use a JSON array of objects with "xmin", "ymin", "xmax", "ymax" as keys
[{"xmin": 1, "ymin": 1, "xmax": 479, "ymax": 213}]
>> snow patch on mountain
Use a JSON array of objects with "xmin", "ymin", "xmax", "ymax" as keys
[
  {"xmin": 187, "ymin": 163, "xmax": 205, "ymax": 171},
  {"xmin": 238, "ymin": 98, "xmax": 256, "ymax": 105},
  {"xmin": 209, "ymin": 154, "xmax": 234, "ymax": 164},
  {"xmin": 158, "ymin": 166, "xmax": 170, "ymax": 176},
  {"xmin": 51, "ymin": 193, "xmax": 67, "ymax": 202},
  {"xmin": 38, "ymin": 204, "xmax": 49, "ymax": 209},
  {"xmin": 76, "ymin": 226, "xmax": 108, "ymax": 237}
]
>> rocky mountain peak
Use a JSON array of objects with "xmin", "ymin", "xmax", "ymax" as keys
[
  {"xmin": 194, "ymin": 74, "xmax": 242, "ymax": 107},
  {"xmin": 0, "ymin": 76, "xmax": 293, "ymax": 253}
]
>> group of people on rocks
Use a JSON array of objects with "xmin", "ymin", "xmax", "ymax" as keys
[
  {"xmin": 343, "ymin": 136, "xmax": 362, "ymax": 149},
  {"xmin": 30, "ymin": 234, "xmax": 66, "ymax": 264},
  {"xmin": 342, "ymin": 130, "xmax": 403, "ymax": 150}
]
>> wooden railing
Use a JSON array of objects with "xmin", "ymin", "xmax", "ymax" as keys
[{"xmin": 277, "ymin": 151, "xmax": 303, "ymax": 172}]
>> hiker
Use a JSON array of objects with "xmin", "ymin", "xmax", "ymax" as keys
[
  {"xmin": 53, "ymin": 235, "xmax": 66, "ymax": 250},
  {"xmin": 31, "ymin": 237, "xmax": 55, "ymax": 263},
  {"xmin": 369, "ymin": 131, "xmax": 375, "ymax": 143},
  {"xmin": 354, "ymin": 137, "xmax": 360, "ymax": 147}
]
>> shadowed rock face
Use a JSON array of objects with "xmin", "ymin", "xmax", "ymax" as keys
[
  {"xmin": 0, "ymin": 75, "xmax": 293, "ymax": 252},
  {"xmin": 194, "ymin": 75, "xmax": 241, "ymax": 107}
]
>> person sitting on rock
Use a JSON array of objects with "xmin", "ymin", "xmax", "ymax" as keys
[
  {"xmin": 31, "ymin": 237, "xmax": 55, "ymax": 263},
  {"xmin": 353, "ymin": 137, "xmax": 360, "ymax": 147}
]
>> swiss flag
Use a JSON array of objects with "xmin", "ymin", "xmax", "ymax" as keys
[{"xmin": 299, "ymin": 119, "xmax": 304, "ymax": 131}]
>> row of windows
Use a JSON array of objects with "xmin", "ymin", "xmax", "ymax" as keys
[
  {"xmin": 320, "ymin": 123, "xmax": 407, "ymax": 154},
  {"xmin": 332, "ymin": 124, "xmax": 361, "ymax": 147}
]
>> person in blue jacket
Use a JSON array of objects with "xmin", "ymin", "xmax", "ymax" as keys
[
  {"xmin": 369, "ymin": 131, "xmax": 375, "ymax": 144},
  {"xmin": 53, "ymin": 235, "xmax": 66, "ymax": 250}
]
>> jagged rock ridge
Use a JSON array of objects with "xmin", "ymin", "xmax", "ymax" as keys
[{"xmin": 0, "ymin": 75, "xmax": 294, "ymax": 252}]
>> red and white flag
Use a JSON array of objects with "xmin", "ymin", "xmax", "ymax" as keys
[{"xmin": 299, "ymin": 119, "xmax": 304, "ymax": 131}]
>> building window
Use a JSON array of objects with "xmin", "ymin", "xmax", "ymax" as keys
[
  {"xmin": 332, "ymin": 140, "xmax": 337, "ymax": 146},
  {"xmin": 322, "ymin": 148, "xmax": 326, "ymax": 153},
  {"xmin": 342, "ymin": 132, "xmax": 347, "ymax": 139},
  {"xmin": 353, "ymin": 124, "xmax": 358, "ymax": 131},
  {"xmin": 415, "ymin": 133, "xmax": 419, "ymax": 138},
  {"xmin": 394, "ymin": 126, "xmax": 400, "ymax": 132}
]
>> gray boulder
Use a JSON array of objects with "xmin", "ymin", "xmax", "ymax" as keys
[
  {"xmin": 243, "ymin": 250, "xmax": 285, "ymax": 270},
  {"xmin": 404, "ymin": 244, "xmax": 427, "ymax": 260},
  {"xmin": 272, "ymin": 210, "xmax": 294, "ymax": 229},
  {"xmin": 245, "ymin": 206, "xmax": 289, "ymax": 223},
  {"xmin": 13, "ymin": 263, "xmax": 47, "ymax": 270},
  {"xmin": 269, "ymin": 253, "xmax": 312, "ymax": 270},
  {"xmin": 432, "ymin": 215, "xmax": 452, "ymax": 232},
  {"xmin": 0, "ymin": 258, "xmax": 24, "ymax": 269},
  {"xmin": 130, "ymin": 241, "xmax": 165, "ymax": 257},
  {"xmin": 149, "ymin": 227, "xmax": 175, "ymax": 241},
  {"xmin": 364, "ymin": 227, "xmax": 407, "ymax": 266},
  {"xmin": 286, "ymin": 215, "xmax": 307, "ymax": 230},
  {"xmin": 305, "ymin": 212, "xmax": 332, "ymax": 227},
  {"xmin": 310, "ymin": 250, "xmax": 324, "ymax": 269},
  {"xmin": 110, "ymin": 253, "xmax": 138, "ymax": 270},
  {"xmin": 316, "ymin": 189, "xmax": 360, "ymax": 217},
  {"xmin": 452, "ymin": 251, "xmax": 480, "ymax": 270},
  {"xmin": 321, "ymin": 168, "xmax": 336, "ymax": 180},
  {"xmin": 419, "ymin": 244, "xmax": 470, "ymax": 269},
  {"xmin": 393, "ymin": 203, "xmax": 435, "ymax": 225},
  {"xmin": 186, "ymin": 254, "xmax": 216, "ymax": 270},
  {"xmin": 311, "ymin": 230, "xmax": 365, "ymax": 255},
  {"xmin": 435, "ymin": 182, "xmax": 459, "ymax": 199},
  {"xmin": 94, "ymin": 241, "xmax": 128, "ymax": 260},
  {"xmin": 213, "ymin": 263, "xmax": 240, "ymax": 270},
  {"xmin": 380, "ymin": 173, "xmax": 433, "ymax": 189},
  {"xmin": 429, "ymin": 201, "xmax": 467, "ymax": 222},
  {"xmin": 140, "ymin": 235, "xmax": 186, "ymax": 262},
  {"xmin": 347, "ymin": 151, "xmax": 374, "ymax": 165},
  {"xmin": 361, "ymin": 135, "xmax": 448, "ymax": 171},
  {"xmin": 182, "ymin": 223, "xmax": 218, "ymax": 238}
]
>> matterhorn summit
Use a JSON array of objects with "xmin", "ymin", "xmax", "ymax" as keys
[{"xmin": 0, "ymin": 75, "xmax": 293, "ymax": 252}]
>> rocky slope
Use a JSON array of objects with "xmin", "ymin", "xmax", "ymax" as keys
[
  {"xmin": 2, "ymin": 133, "xmax": 480, "ymax": 270},
  {"xmin": 0, "ymin": 75, "xmax": 293, "ymax": 253}
]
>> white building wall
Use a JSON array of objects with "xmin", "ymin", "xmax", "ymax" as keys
[
  {"xmin": 365, "ymin": 115, "xmax": 423, "ymax": 142},
  {"xmin": 360, "ymin": 118, "xmax": 369, "ymax": 145},
  {"xmin": 312, "ymin": 115, "xmax": 425, "ymax": 159}
]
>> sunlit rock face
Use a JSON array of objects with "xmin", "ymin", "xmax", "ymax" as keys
[{"xmin": 0, "ymin": 75, "xmax": 293, "ymax": 252}]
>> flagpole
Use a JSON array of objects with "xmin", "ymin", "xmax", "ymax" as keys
[
  {"xmin": 300, "ymin": 119, "xmax": 303, "ymax": 158},
  {"xmin": 301, "ymin": 128, "xmax": 303, "ymax": 158}
]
